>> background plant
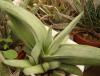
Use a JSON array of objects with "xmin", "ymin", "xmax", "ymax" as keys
[{"xmin": 77, "ymin": 0, "xmax": 100, "ymax": 31}]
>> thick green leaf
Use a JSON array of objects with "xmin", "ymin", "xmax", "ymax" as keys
[
  {"xmin": 86, "ymin": 0, "xmax": 97, "ymax": 21},
  {"xmin": 23, "ymin": 63, "xmax": 48, "ymax": 75},
  {"xmin": 0, "ymin": 63, "xmax": 11, "ymax": 76},
  {"xmin": 8, "ymin": 16, "xmax": 35, "ymax": 50},
  {"xmin": 23, "ymin": 61, "xmax": 60, "ymax": 75},
  {"xmin": 2, "ymin": 49, "xmax": 17, "ymax": 59},
  {"xmin": 28, "ymin": 55, "xmax": 35, "ymax": 65},
  {"xmin": 31, "ymin": 43, "xmax": 42, "ymax": 64},
  {"xmin": 44, "ymin": 44, "xmax": 100, "ymax": 65},
  {"xmin": 0, "ymin": 0, "xmax": 47, "ymax": 45},
  {"xmin": 4, "ymin": 0, "xmax": 12, "ymax": 2},
  {"xmin": 47, "ymin": 12, "xmax": 84, "ymax": 55},
  {"xmin": 43, "ymin": 27, "xmax": 53, "ymax": 54},
  {"xmin": 83, "ymin": 0, "xmax": 97, "ymax": 27},
  {"xmin": 52, "ymin": 70, "xmax": 65, "ymax": 76},
  {"xmin": 48, "ymin": 61, "xmax": 60, "ymax": 70},
  {"xmin": 59, "ymin": 64, "xmax": 82, "ymax": 76},
  {"xmin": 3, "ymin": 60, "xmax": 32, "ymax": 68}
]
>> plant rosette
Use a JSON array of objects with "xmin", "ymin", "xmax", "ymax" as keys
[
  {"xmin": 12, "ymin": 0, "xmax": 85, "ymax": 75},
  {"xmin": 1, "ymin": 1, "xmax": 100, "ymax": 76}
]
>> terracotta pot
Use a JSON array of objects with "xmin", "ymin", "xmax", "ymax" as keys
[{"xmin": 72, "ymin": 31, "xmax": 100, "ymax": 47}]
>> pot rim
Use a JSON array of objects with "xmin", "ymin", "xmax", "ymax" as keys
[{"xmin": 72, "ymin": 31, "xmax": 100, "ymax": 47}]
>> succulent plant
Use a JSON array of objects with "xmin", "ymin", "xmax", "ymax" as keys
[
  {"xmin": 79, "ymin": 0, "xmax": 100, "ymax": 30},
  {"xmin": 1, "ymin": 0, "xmax": 100, "ymax": 76}
]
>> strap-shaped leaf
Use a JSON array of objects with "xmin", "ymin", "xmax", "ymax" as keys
[
  {"xmin": 59, "ymin": 64, "xmax": 82, "ymax": 76},
  {"xmin": 43, "ymin": 27, "xmax": 53, "ymax": 54},
  {"xmin": 8, "ymin": 15, "xmax": 35, "ymax": 49},
  {"xmin": 83, "ymin": 0, "xmax": 97, "ymax": 27},
  {"xmin": 44, "ymin": 44, "xmax": 100, "ymax": 65},
  {"xmin": 28, "ymin": 55, "xmax": 35, "ymax": 65},
  {"xmin": 3, "ymin": 60, "xmax": 32, "ymax": 68},
  {"xmin": 23, "ymin": 63, "xmax": 47, "ymax": 75},
  {"xmin": 0, "ymin": 0, "xmax": 47, "ymax": 45},
  {"xmin": 31, "ymin": 43, "xmax": 42, "ymax": 64},
  {"xmin": 23, "ymin": 61, "xmax": 60, "ymax": 75},
  {"xmin": 86, "ymin": 0, "xmax": 97, "ymax": 20},
  {"xmin": 52, "ymin": 70, "xmax": 65, "ymax": 76},
  {"xmin": 47, "ymin": 12, "xmax": 83, "ymax": 55}
]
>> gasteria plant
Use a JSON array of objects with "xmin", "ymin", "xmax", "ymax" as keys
[
  {"xmin": 81, "ymin": 0, "xmax": 100, "ymax": 29},
  {"xmin": 1, "ymin": 0, "xmax": 100, "ymax": 76},
  {"xmin": 71, "ymin": 0, "xmax": 100, "ymax": 47}
]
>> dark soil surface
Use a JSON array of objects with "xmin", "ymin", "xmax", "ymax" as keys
[{"xmin": 83, "ymin": 66, "xmax": 100, "ymax": 76}]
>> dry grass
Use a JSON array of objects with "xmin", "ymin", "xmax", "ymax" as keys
[{"xmin": 27, "ymin": 0, "xmax": 79, "ymax": 30}]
